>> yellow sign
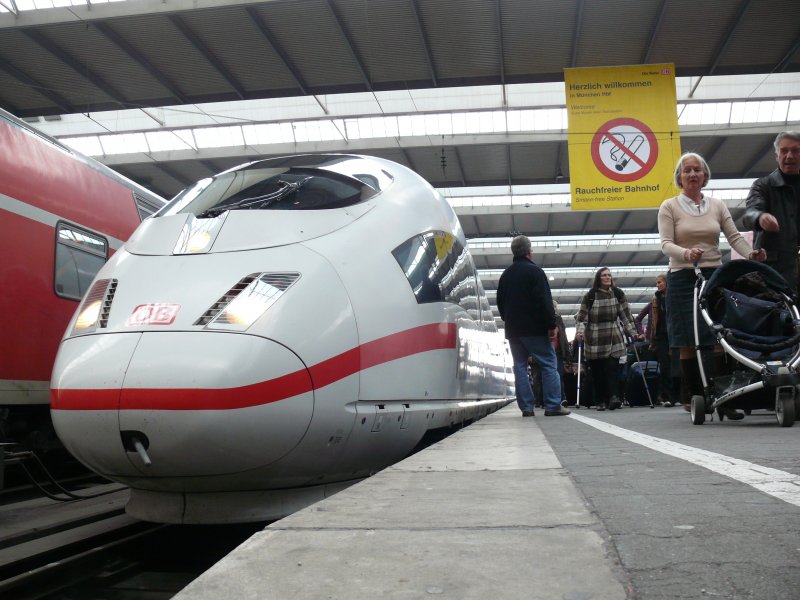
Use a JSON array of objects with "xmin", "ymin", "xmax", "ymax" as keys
[
  {"xmin": 565, "ymin": 64, "xmax": 681, "ymax": 210},
  {"xmin": 433, "ymin": 232, "xmax": 454, "ymax": 261}
]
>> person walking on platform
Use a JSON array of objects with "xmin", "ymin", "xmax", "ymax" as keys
[
  {"xmin": 636, "ymin": 273, "xmax": 679, "ymax": 407},
  {"xmin": 742, "ymin": 131, "xmax": 800, "ymax": 294},
  {"xmin": 497, "ymin": 235, "xmax": 570, "ymax": 417},
  {"xmin": 658, "ymin": 152, "xmax": 766, "ymax": 419},
  {"xmin": 574, "ymin": 267, "xmax": 641, "ymax": 411}
]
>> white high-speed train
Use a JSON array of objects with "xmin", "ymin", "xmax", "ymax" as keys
[{"xmin": 51, "ymin": 154, "xmax": 513, "ymax": 523}]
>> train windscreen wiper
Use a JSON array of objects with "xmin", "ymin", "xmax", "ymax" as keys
[{"xmin": 199, "ymin": 177, "xmax": 313, "ymax": 218}]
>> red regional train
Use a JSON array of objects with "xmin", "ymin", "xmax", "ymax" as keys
[{"xmin": 0, "ymin": 108, "xmax": 165, "ymax": 462}]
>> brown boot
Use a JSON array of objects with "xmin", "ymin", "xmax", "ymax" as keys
[{"xmin": 680, "ymin": 358, "xmax": 704, "ymax": 412}]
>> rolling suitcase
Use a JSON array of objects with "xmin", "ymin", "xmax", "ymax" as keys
[{"xmin": 626, "ymin": 361, "xmax": 659, "ymax": 406}]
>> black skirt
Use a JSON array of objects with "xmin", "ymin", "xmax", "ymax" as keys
[{"xmin": 666, "ymin": 267, "xmax": 717, "ymax": 347}]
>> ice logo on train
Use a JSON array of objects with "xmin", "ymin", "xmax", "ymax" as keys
[{"xmin": 51, "ymin": 154, "xmax": 512, "ymax": 524}]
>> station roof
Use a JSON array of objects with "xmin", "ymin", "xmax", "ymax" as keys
[{"xmin": 1, "ymin": 0, "xmax": 797, "ymax": 117}]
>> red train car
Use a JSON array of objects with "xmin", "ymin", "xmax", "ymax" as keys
[{"xmin": 0, "ymin": 108, "xmax": 165, "ymax": 455}]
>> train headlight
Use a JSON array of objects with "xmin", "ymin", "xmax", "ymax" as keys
[
  {"xmin": 219, "ymin": 295, "xmax": 272, "ymax": 326},
  {"xmin": 196, "ymin": 272, "xmax": 301, "ymax": 331},
  {"xmin": 186, "ymin": 231, "xmax": 212, "ymax": 253},
  {"xmin": 75, "ymin": 300, "xmax": 102, "ymax": 330},
  {"xmin": 71, "ymin": 278, "xmax": 117, "ymax": 334},
  {"xmin": 174, "ymin": 213, "xmax": 225, "ymax": 255}
]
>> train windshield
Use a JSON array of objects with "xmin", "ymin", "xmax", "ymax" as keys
[{"xmin": 157, "ymin": 156, "xmax": 393, "ymax": 218}]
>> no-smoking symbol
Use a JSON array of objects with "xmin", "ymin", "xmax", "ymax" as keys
[{"xmin": 590, "ymin": 117, "xmax": 658, "ymax": 182}]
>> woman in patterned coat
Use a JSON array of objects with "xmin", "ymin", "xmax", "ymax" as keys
[{"xmin": 574, "ymin": 267, "xmax": 642, "ymax": 411}]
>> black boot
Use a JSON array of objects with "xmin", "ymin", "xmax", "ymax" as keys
[{"xmin": 680, "ymin": 358, "xmax": 704, "ymax": 412}]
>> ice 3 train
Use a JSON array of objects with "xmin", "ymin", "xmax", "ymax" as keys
[{"xmin": 50, "ymin": 154, "xmax": 513, "ymax": 523}]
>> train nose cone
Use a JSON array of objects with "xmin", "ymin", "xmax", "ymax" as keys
[{"xmin": 51, "ymin": 331, "xmax": 313, "ymax": 478}]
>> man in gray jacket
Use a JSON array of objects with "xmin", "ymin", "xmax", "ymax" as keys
[{"xmin": 742, "ymin": 131, "xmax": 800, "ymax": 293}]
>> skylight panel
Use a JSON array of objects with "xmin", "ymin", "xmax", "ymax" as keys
[
  {"xmin": 788, "ymin": 100, "xmax": 800, "ymax": 122},
  {"xmin": 492, "ymin": 110, "xmax": 506, "ymax": 132},
  {"xmin": 772, "ymin": 100, "xmax": 790, "ymax": 121},
  {"xmin": 423, "ymin": 113, "xmax": 450, "ymax": 136},
  {"xmin": 343, "ymin": 118, "xmax": 361, "ymax": 140},
  {"xmin": 368, "ymin": 116, "xmax": 387, "ymax": 139},
  {"xmin": 756, "ymin": 101, "xmax": 775, "ymax": 122},
  {"xmin": 550, "ymin": 108, "xmax": 567, "ymax": 129},
  {"xmin": 397, "ymin": 115, "xmax": 413, "ymax": 136},
  {"xmin": 194, "ymin": 125, "xmax": 243, "ymax": 148},
  {"xmin": 697, "ymin": 102, "xmax": 718, "ymax": 124},
  {"xmin": 354, "ymin": 117, "xmax": 371, "ymax": 139},
  {"xmin": 382, "ymin": 116, "xmax": 399, "ymax": 138},
  {"xmin": 462, "ymin": 112, "xmax": 480, "ymax": 134},
  {"xmin": 242, "ymin": 123, "xmax": 294, "ymax": 145},
  {"xmin": 478, "ymin": 111, "xmax": 494, "ymax": 133},
  {"xmin": 145, "ymin": 130, "xmax": 192, "ymax": 152},
  {"xmin": 278, "ymin": 122, "xmax": 295, "ymax": 143},
  {"xmin": 173, "ymin": 129, "xmax": 197, "ymax": 150},
  {"xmin": 519, "ymin": 109, "xmax": 535, "ymax": 131},
  {"xmin": 6, "ymin": 0, "xmax": 126, "ymax": 10},
  {"xmin": 533, "ymin": 108, "xmax": 550, "ymax": 130},
  {"xmin": 61, "ymin": 136, "xmax": 103, "ymax": 156},
  {"xmin": 292, "ymin": 120, "xmax": 326, "ymax": 142},
  {"xmin": 41, "ymin": 95, "xmax": 796, "ymax": 157},
  {"xmin": 713, "ymin": 102, "xmax": 731, "ymax": 124},
  {"xmin": 100, "ymin": 132, "xmax": 147, "ymax": 155},
  {"xmin": 741, "ymin": 101, "xmax": 760, "ymax": 123},
  {"xmin": 242, "ymin": 123, "xmax": 273, "ymax": 145},
  {"xmin": 679, "ymin": 103, "xmax": 703, "ymax": 125},
  {"xmin": 729, "ymin": 102, "xmax": 745, "ymax": 123},
  {"xmin": 451, "ymin": 113, "xmax": 467, "ymax": 135}
]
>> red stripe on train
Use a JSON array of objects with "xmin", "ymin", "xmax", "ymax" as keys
[{"xmin": 50, "ymin": 322, "xmax": 457, "ymax": 411}]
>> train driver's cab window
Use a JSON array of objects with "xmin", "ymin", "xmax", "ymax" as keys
[
  {"xmin": 54, "ymin": 223, "xmax": 108, "ymax": 301},
  {"xmin": 158, "ymin": 156, "xmax": 392, "ymax": 218}
]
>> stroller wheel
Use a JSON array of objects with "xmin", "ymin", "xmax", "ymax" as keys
[
  {"xmin": 776, "ymin": 396, "xmax": 796, "ymax": 428},
  {"xmin": 691, "ymin": 395, "xmax": 705, "ymax": 425}
]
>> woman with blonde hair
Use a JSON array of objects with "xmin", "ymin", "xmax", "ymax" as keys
[{"xmin": 657, "ymin": 152, "xmax": 766, "ymax": 418}]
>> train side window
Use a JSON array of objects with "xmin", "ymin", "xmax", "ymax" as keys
[
  {"xmin": 392, "ymin": 231, "xmax": 478, "ymax": 315},
  {"xmin": 392, "ymin": 234, "xmax": 442, "ymax": 303},
  {"xmin": 475, "ymin": 276, "xmax": 498, "ymax": 332},
  {"xmin": 54, "ymin": 223, "xmax": 108, "ymax": 301}
]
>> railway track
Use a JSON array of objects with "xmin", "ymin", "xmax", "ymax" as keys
[
  {"xmin": 0, "ymin": 484, "xmax": 152, "ymax": 595},
  {"xmin": 0, "ymin": 485, "xmax": 266, "ymax": 598}
]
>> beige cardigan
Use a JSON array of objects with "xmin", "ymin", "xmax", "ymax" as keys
[{"xmin": 658, "ymin": 194, "xmax": 753, "ymax": 270}]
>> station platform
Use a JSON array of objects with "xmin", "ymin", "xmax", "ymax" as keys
[{"xmin": 176, "ymin": 404, "xmax": 629, "ymax": 599}]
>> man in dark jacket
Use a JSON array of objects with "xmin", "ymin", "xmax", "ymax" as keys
[
  {"xmin": 497, "ymin": 235, "xmax": 569, "ymax": 417},
  {"xmin": 742, "ymin": 131, "xmax": 800, "ymax": 293}
]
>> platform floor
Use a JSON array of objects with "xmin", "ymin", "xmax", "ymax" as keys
[{"xmin": 176, "ymin": 404, "xmax": 629, "ymax": 599}]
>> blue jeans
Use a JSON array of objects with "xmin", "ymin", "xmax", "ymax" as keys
[{"xmin": 508, "ymin": 336, "xmax": 562, "ymax": 412}]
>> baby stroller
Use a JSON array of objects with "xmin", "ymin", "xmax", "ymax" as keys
[{"xmin": 691, "ymin": 260, "xmax": 800, "ymax": 426}]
